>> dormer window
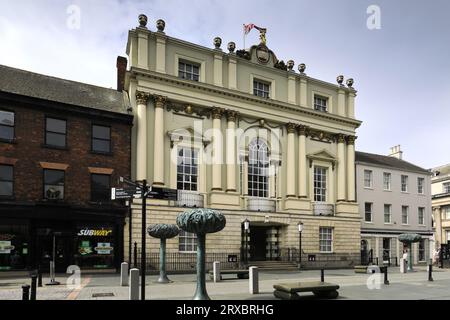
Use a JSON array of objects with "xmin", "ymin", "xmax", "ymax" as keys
[
  {"xmin": 314, "ymin": 95, "xmax": 328, "ymax": 112},
  {"xmin": 253, "ymin": 80, "xmax": 270, "ymax": 99},
  {"xmin": 179, "ymin": 61, "xmax": 199, "ymax": 81}
]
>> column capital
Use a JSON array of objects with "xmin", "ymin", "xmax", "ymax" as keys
[
  {"xmin": 211, "ymin": 107, "xmax": 225, "ymax": 119},
  {"xmin": 346, "ymin": 135, "xmax": 357, "ymax": 145},
  {"xmin": 286, "ymin": 122, "xmax": 297, "ymax": 134},
  {"xmin": 297, "ymin": 125, "xmax": 308, "ymax": 136},
  {"xmin": 226, "ymin": 110, "xmax": 239, "ymax": 122},
  {"xmin": 135, "ymin": 91, "xmax": 151, "ymax": 105},
  {"xmin": 337, "ymin": 134, "xmax": 346, "ymax": 144},
  {"xmin": 153, "ymin": 95, "xmax": 167, "ymax": 108}
]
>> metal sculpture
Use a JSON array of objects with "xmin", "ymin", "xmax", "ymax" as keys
[{"xmin": 398, "ymin": 233, "xmax": 422, "ymax": 271}]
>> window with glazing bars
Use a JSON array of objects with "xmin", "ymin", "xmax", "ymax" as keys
[
  {"xmin": 253, "ymin": 80, "xmax": 270, "ymax": 98},
  {"xmin": 314, "ymin": 167, "xmax": 327, "ymax": 202},
  {"xmin": 402, "ymin": 206, "xmax": 409, "ymax": 224},
  {"xmin": 178, "ymin": 61, "xmax": 199, "ymax": 81},
  {"xmin": 319, "ymin": 227, "xmax": 333, "ymax": 253},
  {"xmin": 179, "ymin": 230, "xmax": 197, "ymax": 252},
  {"xmin": 383, "ymin": 172, "xmax": 391, "ymax": 190},
  {"xmin": 177, "ymin": 147, "xmax": 198, "ymax": 191},
  {"xmin": 248, "ymin": 139, "xmax": 269, "ymax": 198},
  {"xmin": 314, "ymin": 96, "xmax": 328, "ymax": 112},
  {"xmin": 0, "ymin": 110, "xmax": 14, "ymax": 140}
]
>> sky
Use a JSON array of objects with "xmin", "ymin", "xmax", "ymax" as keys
[{"xmin": 0, "ymin": 0, "xmax": 449, "ymax": 169}]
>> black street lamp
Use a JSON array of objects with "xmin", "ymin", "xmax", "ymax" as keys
[
  {"xmin": 244, "ymin": 218, "xmax": 250, "ymax": 267},
  {"xmin": 297, "ymin": 221, "xmax": 303, "ymax": 270}
]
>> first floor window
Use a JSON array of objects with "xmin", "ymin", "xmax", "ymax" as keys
[
  {"xmin": 45, "ymin": 117, "xmax": 67, "ymax": 147},
  {"xmin": 365, "ymin": 203, "xmax": 373, "ymax": 222},
  {"xmin": 401, "ymin": 175, "xmax": 408, "ymax": 192},
  {"xmin": 402, "ymin": 206, "xmax": 409, "ymax": 224},
  {"xmin": 418, "ymin": 207, "xmax": 425, "ymax": 225},
  {"xmin": 382, "ymin": 238, "xmax": 391, "ymax": 261},
  {"xmin": 383, "ymin": 172, "xmax": 391, "ymax": 190},
  {"xmin": 364, "ymin": 170, "xmax": 373, "ymax": 188},
  {"xmin": 319, "ymin": 227, "xmax": 333, "ymax": 253},
  {"xmin": 314, "ymin": 167, "xmax": 327, "ymax": 202},
  {"xmin": 177, "ymin": 147, "xmax": 198, "ymax": 191},
  {"xmin": 418, "ymin": 239, "xmax": 425, "ymax": 262},
  {"xmin": 0, "ymin": 165, "xmax": 13, "ymax": 196},
  {"xmin": 92, "ymin": 125, "xmax": 111, "ymax": 153},
  {"xmin": 248, "ymin": 138, "xmax": 269, "ymax": 198},
  {"xmin": 417, "ymin": 177, "xmax": 425, "ymax": 194},
  {"xmin": 179, "ymin": 231, "xmax": 197, "ymax": 252},
  {"xmin": 44, "ymin": 169, "xmax": 64, "ymax": 200},
  {"xmin": 384, "ymin": 204, "xmax": 392, "ymax": 223},
  {"xmin": 0, "ymin": 110, "xmax": 14, "ymax": 140},
  {"xmin": 91, "ymin": 174, "xmax": 111, "ymax": 202}
]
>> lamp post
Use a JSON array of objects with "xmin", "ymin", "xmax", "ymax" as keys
[
  {"xmin": 297, "ymin": 222, "xmax": 303, "ymax": 270},
  {"xmin": 244, "ymin": 218, "xmax": 250, "ymax": 267}
]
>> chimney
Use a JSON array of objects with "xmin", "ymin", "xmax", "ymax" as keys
[
  {"xmin": 389, "ymin": 145, "xmax": 403, "ymax": 160},
  {"xmin": 116, "ymin": 56, "xmax": 127, "ymax": 92}
]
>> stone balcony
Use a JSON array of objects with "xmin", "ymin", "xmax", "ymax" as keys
[
  {"xmin": 177, "ymin": 190, "xmax": 204, "ymax": 208},
  {"xmin": 312, "ymin": 202, "xmax": 335, "ymax": 216},
  {"xmin": 247, "ymin": 197, "xmax": 276, "ymax": 212}
]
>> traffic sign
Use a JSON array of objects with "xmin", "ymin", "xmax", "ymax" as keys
[
  {"xmin": 111, "ymin": 187, "xmax": 142, "ymax": 200},
  {"xmin": 147, "ymin": 187, "xmax": 178, "ymax": 201}
]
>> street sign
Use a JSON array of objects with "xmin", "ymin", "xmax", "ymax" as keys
[
  {"xmin": 111, "ymin": 187, "xmax": 142, "ymax": 200},
  {"xmin": 147, "ymin": 187, "xmax": 178, "ymax": 201}
]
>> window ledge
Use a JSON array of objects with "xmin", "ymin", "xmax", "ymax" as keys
[
  {"xmin": 383, "ymin": 189, "xmax": 392, "ymax": 192},
  {"xmin": 364, "ymin": 221, "xmax": 373, "ymax": 224},
  {"xmin": 364, "ymin": 187, "xmax": 374, "ymax": 190},
  {"xmin": 0, "ymin": 196, "xmax": 15, "ymax": 201},
  {"xmin": 0, "ymin": 138, "xmax": 17, "ymax": 144},
  {"xmin": 90, "ymin": 150, "xmax": 114, "ymax": 157},
  {"xmin": 41, "ymin": 144, "xmax": 69, "ymax": 151}
]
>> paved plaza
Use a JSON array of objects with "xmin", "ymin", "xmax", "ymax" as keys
[{"xmin": 1, "ymin": 266, "xmax": 450, "ymax": 300}]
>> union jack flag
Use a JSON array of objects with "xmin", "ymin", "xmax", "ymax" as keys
[{"xmin": 243, "ymin": 23, "xmax": 256, "ymax": 35}]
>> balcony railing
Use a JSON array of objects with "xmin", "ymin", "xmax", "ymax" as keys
[
  {"xmin": 312, "ymin": 202, "xmax": 335, "ymax": 216},
  {"xmin": 247, "ymin": 197, "xmax": 276, "ymax": 212},
  {"xmin": 176, "ymin": 190, "xmax": 204, "ymax": 208}
]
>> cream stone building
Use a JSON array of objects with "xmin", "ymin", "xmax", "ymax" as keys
[
  {"xmin": 431, "ymin": 164, "xmax": 450, "ymax": 251},
  {"xmin": 121, "ymin": 15, "xmax": 362, "ymax": 269}
]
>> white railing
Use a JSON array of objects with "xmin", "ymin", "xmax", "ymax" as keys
[
  {"xmin": 247, "ymin": 197, "xmax": 276, "ymax": 212},
  {"xmin": 312, "ymin": 202, "xmax": 335, "ymax": 216},
  {"xmin": 177, "ymin": 190, "xmax": 204, "ymax": 208}
]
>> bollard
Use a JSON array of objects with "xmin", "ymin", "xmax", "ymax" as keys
[
  {"xmin": 249, "ymin": 266, "xmax": 259, "ymax": 294},
  {"xmin": 133, "ymin": 242, "xmax": 138, "ymax": 268},
  {"xmin": 121, "ymin": 262, "xmax": 129, "ymax": 286},
  {"xmin": 320, "ymin": 269, "xmax": 324, "ymax": 282},
  {"xmin": 129, "ymin": 268, "xmax": 140, "ymax": 300},
  {"xmin": 22, "ymin": 285, "xmax": 30, "ymax": 301},
  {"xmin": 384, "ymin": 267, "xmax": 389, "ymax": 285},
  {"xmin": 38, "ymin": 267, "xmax": 42, "ymax": 287},
  {"xmin": 213, "ymin": 261, "xmax": 221, "ymax": 283},
  {"xmin": 428, "ymin": 260, "xmax": 434, "ymax": 282},
  {"xmin": 399, "ymin": 258, "xmax": 407, "ymax": 274},
  {"xmin": 30, "ymin": 274, "xmax": 37, "ymax": 300}
]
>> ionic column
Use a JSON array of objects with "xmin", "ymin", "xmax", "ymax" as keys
[
  {"xmin": 135, "ymin": 91, "xmax": 150, "ymax": 181},
  {"xmin": 226, "ymin": 110, "xmax": 238, "ymax": 192},
  {"xmin": 298, "ymin": 125, "xmax": 307, "ymax": 198},
  {"xmin": 346, "ymin": 136, "xmax": 356, "ymax": 201},
  {"xmin": 212, "ymin": 108, "xmax": 224, "ymax": 191},
  {"xmin": 337, "ymin": 134, "xmax": 346, "ymax": 201},
  {"xmin": 153, "ymin": 95, "xmax": 166, "ymax": 186},
  {"xmin": 286, "ymin": 123, "xmax": 297, "ymax": 197}
]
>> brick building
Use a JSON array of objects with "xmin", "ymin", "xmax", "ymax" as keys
[{"xmin": 0, "ymin": 64, "xmax": 133, "ymax": 272}]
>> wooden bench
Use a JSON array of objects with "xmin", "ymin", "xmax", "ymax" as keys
[
  {"xmin": 208, "ymin": 269, "xmax": 249, "ymax": 280},
  {"xmin": 273, "ymin": 281, "xmax": 340, "ymax": 300}
]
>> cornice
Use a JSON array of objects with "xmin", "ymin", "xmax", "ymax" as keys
[{"xmin": 130, "ymin": 68, "xmax": 362, "ymax": 128}]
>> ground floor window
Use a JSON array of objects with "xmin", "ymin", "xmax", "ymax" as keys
[
  {"xmin": 382, "ymin": 238, "xmax": 390, "ymax": 262},
  {"xmin": 418, "ymin": 239, "xmax": 425, "ymax": 262},
  {"xmin": 179, "ymin": 231, "xmax": 197, "ymax": 252},
  {"xmin": 74, "ymin": 225, "xmax": 115, "ymax": 269},
  {"xmin": 0, "ymin": 221, "xmax": 29, "ymax": 271},
  {"xmin": 319, "ymin": 227, "xmax": 333, "ymax": 253}
]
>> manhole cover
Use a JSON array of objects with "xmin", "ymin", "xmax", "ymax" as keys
[{"xmin": 92, "ymin": 292, "xmax": 115, "ymax": 298}]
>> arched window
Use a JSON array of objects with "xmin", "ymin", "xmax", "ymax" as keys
[{"xmin": 248, "ymin": 138, "xmax": 269, "ymax": 198}]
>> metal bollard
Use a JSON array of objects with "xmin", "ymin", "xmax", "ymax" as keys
[
  {"xmin": 133, "ymin": 242, "xmax": 138, "ymax": 268},
  {"xmin": 384, "ymin": 267, "xmax": 390, "ymax": 285},
  {"xmin": 213, "ymin": 261, "xmax": 221, "ymax": 283},
  {"xmin": 38, "ymin": 267, "xmax": 42, "ymax": 287},
  {"xmin": 22, "ymin": 285, "xmax": 30, "ymax": 301},
  {"xmin": 121, "ymin": 262, "xmax": 129, "ymax": 286},
  {"xmin": 320, "ymin": 269, "xmax": 324, "ymax": 282},
  {"xmin": 129, "ymin": 268, "xmax": 140, "ymax": 300},
  {"xmin": 249, "ymin": 266, "xmax": 259, "ymax": 294},
  {"xmin": 428, "ymin": 260, "xmax": 434, "ymax": 282},
  {"xmin": 30, "ymin": 274, "xmax": 37, "ymax": 300}
]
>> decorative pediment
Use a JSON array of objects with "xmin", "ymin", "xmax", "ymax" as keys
[
  {"xmin": 166, "ymin": 102, "xmax": 211, "ymax": 119},
  {"xmin": 236, "ymin": 44, "xmax": 288, "ymax": 71},
  {"xmin": 306, "ymin": 149, "xmax": 337, "ymax": 170},
  {"xmin": 167, "ymin": 127, "xmax": 211, "ymax": 149}
]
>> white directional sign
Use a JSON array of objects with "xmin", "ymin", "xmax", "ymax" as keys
[{"xmin": 111, "ymin": 187, "xmax": 142, "ymax": 200}]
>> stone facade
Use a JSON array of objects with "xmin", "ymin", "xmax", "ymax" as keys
[{"xmin": 431, "ymin": 164, "xmax": 450, "ymax": 249}]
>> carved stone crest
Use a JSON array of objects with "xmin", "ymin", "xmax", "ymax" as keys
[{"xmin": 256, "ymin": 45, "xmax": 270, "ymax": 64}]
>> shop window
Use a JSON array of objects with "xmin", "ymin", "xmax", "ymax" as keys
[
  {"xmin": 44, "ymin": 169, "xmax": 65, "ymax": 200},
  {"xmin": 0, "ymin": 222, "xmax": 29, "ymax": 271},
  {"xmin": 75, "ymin": 226, "xmax": 114, "ymax": 269},
  {"xmin": 91, "ymin": 174, "xmax": 111, "ymax": 202}
]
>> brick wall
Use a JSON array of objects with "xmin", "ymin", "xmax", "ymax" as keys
[{"xmin": 0, "ymin": 103, "xmax": 132, "ymax": 205}]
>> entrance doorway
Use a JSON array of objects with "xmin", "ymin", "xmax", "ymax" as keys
[
  {"xmin": 247, "ymin": 225, "xmax": 280, "ymax": 261},
  {"xmin": 36, "ymin": 228, "xmax": 73, "ymax": 272}
]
